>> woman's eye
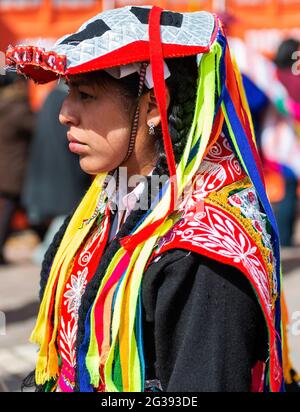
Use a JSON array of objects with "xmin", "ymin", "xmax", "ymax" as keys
[{"xmin": 79, "ymin": 91, "xmax": 93, "ymax": 100}]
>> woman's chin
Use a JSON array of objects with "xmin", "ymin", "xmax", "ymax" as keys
[{"xmin": 79, "ymin": 157, "xmax": 117, "ymax": 175}]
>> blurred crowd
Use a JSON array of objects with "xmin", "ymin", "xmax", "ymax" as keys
[
  {"xmin": 0, "ymin": 75, "xmax": 90, "ymax": 266},
  {"xmin": 1, "ymin": 35, "xmax": 300, "ymax": 266},
  {"xmin": 231, "ymin": 36, "xmax": 300, "ymax": 248}
]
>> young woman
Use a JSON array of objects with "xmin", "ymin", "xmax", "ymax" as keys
[{"xmin": 7, "ymin": 5, "xmax": 292, "ymax": 392}]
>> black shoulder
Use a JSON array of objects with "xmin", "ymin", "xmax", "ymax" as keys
[
  {"xmin": 142, "ymin": 249, "xmax": 268, "ymax": 391},
  {"xmin": 142, "ymin": 249, "xmax": 262, "ymax": 320}
]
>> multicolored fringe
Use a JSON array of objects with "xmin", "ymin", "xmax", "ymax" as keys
[
  {"xmin": 30, "ymin": 174, "xmax": 108, "ymax": 384},
  {"xmin": 76, "ymin": 27, "xmax": 284, "ymax": 392},
  {"xmin": 31, "ymin": 14, "xmax": 286, "ymax": 392}
]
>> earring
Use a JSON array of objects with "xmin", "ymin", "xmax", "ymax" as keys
[{"xmin": 149, "ymin": 122, "xmax": 155, "ymax": 135}]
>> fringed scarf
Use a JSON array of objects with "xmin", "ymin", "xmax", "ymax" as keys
[{"xmin": 30, "ymin": 17, "xmax": 286, "ymax": 392}]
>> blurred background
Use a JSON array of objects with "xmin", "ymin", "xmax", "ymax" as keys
[{"xmin": 0, "ymin": 0, "xmax": 300, "ymax": 392}]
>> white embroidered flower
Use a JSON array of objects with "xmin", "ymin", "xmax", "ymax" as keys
[{"xmin": 63, "ymin": 267, "xmax": 89, "ymax": 320}]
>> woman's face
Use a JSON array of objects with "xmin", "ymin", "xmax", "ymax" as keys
[{"xmin": 59, "ymin": 75, "xmax": 135, "ymax": 175}]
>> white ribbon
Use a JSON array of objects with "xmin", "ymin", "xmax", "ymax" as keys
[{"xmin": 105, "ymin": 62, "xmax": 171, "ymax": 89}]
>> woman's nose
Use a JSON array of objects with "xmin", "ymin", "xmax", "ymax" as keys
[{"xmin": 59, "ymin": 96, "xmax": 79, "ymax": 127}]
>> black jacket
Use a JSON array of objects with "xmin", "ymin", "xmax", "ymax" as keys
[{"xmin": 142, "ymin": 249, "xmax": 268, "ymax": 392}]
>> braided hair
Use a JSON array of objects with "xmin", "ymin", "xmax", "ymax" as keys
[
  {"xmin": 39, "ymin": 214, "xmax": 73, "ymax": 301},
  {"xmin": 155, "ymin": 56, "xmax": 199, "ymax": 175},
  {"xmin": 31, "ymin": 55, "xmax": 198, "ymax": 391}
]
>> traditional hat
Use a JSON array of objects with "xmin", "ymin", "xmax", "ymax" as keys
[
  {"xmin": 7, "ymin": 6, "xmax": 216, "ymax": 81},
  {"xmin": 7, "ymin": 5, "xmax": 285, "ymax": 392}
]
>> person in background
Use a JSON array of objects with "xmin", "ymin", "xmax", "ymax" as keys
[
  {"xmin": 261, "ymin": 39, "xmax": 300, "ymax": 247},
  {"xmin": 0, "ymin": 73, "xmax": 34, "ymax": 265}
]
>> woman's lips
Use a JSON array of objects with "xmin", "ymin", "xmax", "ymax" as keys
[
  {"xmin": 67, "ymin": 133, "xmax": 88, "ymax": 154},
  {"xmin": 69, "ymin": 142, "xmax": 88, "ymax": 154}
]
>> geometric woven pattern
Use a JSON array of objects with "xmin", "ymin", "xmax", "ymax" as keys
[{"xmin": 52, "ymin": 6, "xmax": 215, "ymax": 69}]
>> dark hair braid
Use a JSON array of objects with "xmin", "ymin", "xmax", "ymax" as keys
[
  {"xmin": 154, "ymin": 56, "xmax": 198, "ymax": 176},
  {"xmin": 39, "ymin": 213, "xmax": 73, "ymax": 301},
  {"xmin": 31, "ymin": 55, "xmax": 198, "ymax": 391}
]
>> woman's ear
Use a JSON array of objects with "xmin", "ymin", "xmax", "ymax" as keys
[{"xmin": 146, "ymin": 87, "xmax": 170, "ymax": 128}]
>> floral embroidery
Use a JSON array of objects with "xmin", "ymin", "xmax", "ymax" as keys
[
  {"xmin": 59, "ymin": 317, "xmax": 77, "ymax": 368},
  {"xmin": 227, "ymin": 186, "xmax": 277, "ymax": 298},
  {"xmin": 228, "ymin": 186, "xmax": 272, "ymax": 249},
  {"xmin": 57, "ymin": 215, "xmax": 110, "ymax": 391},
  {"xmin": 63, "ymin": 267, "xmax": 89, "ymax": 321},
  {"xmin": 176, "ymin": 133, "xmax": 246, "ymax": 213},
  {"xmin": 193, "ymin": 132, "xmax": 245, "ymax": 198},
  {"xmin": 155, "ymin": 135, "xmax": 277, "ymax": 316},
  {"xmin": 163, "ymin": 204, "xmax": 273, "ymax": 314}
]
